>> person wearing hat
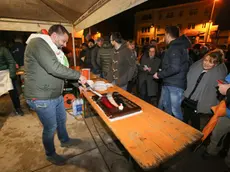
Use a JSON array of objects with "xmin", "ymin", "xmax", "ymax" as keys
[
  {"xmin": 91, "ymin": 37, "xmax": 104, "ymax": 75},
  {"xmin": 84, "ymin": 39, "xmax": 95, "ymax": 69}
]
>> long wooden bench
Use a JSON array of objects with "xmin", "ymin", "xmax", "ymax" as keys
[{"xmin": 81, "ymin": 76, "xmax": 203, "ymax": 170}]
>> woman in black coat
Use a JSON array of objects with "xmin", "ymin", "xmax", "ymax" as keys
[{"xmin": 138, "ymin": 45, "xmax": 161, "ymax": 104}]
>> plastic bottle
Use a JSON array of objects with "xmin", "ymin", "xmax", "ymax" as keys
[
  {"xmin": 72, "ymin": 99, "xmax": 77, "ymax": 116},
  {"xmin": 76, "ymin": 99, "xmax": 82, "ymax": 115},
  {"xmin": 79, "ymin": 98, "xmax": 84, "ymax": 115}
]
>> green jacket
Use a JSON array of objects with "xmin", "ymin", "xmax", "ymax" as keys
[
  {"xmin": 0, "ymin": 46, "xmax": 16, "ymax": 78},
  {"xmin": 24, "ymin": 38, "xmax": 81, "ymax": 100},
  {"xmin": 97, "ymin": 41, "xmax": 113, "ymax": 78}
]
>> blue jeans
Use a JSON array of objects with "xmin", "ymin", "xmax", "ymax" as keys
[
  {"xmin": 26, "ymin": 96, "xmax": 69, "ymax": 156},
  {"xmin": 121, "ymin": 84, "xmax": 128, "ymax": 91},
  {"xmin": 158, "ymin": 86, "xmax": 184, "ymax": 120}
]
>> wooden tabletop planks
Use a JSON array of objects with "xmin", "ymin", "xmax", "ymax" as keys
[{"xmin": 82, "ymin": 76, "xmax": 203, "ymax": 170}]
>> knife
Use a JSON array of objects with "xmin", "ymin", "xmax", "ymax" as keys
[{"xmin": 83, "ymin": 83, "xmax": 103, "ymax": 97}]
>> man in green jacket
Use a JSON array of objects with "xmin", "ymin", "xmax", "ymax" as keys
[
  {"xmin": 0, "ymin": 40, "xmax": 24, "ymax": 115},
  {"xmin": 24, "ymin": 25, "xmax": 86, "ymax": 165}
]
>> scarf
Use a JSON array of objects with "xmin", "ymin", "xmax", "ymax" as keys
[
  {"xmin": 26, "ymin": 34, "xmax": 69, "ymax": 67},
  {"xmin": 184, "ymin": 59, "xmax": 227, "ymax": 113}
]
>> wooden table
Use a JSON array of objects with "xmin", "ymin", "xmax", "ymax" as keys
[{"xmin": 82, "ymin": 75, "xmax": 203, "ymax": 170}]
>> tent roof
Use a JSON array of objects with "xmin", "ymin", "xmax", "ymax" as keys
[
  {"xmin": 0, "ymin": 0, "xmax": 147, "ymax": 32},
  {"xmin": 0, "ymin": 0, "xmax": 99, "ymax": 23}
]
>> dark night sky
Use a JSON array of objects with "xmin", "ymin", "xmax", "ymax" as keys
[{"xmin": 93, "ymin": 0, "xmax": 230, "ymax": 40}]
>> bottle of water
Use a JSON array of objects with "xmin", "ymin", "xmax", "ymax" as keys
[
  {"xmin": 79, "ymin": 98, "xmax": 84, "ymax": 115},
  {"xmin": 72, "ymin": 98, "xmax": 84, "ymax": 116},
  {"xmin": 72, "ymin": 99, "xmax": 77, "ymax": 116},
  {"xmin": 76, "ymin": 99, "xmax": 82, "ymax": 115}
]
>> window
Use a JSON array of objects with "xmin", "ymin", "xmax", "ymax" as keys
[
  {"xmin": 189, "ymin": 9, "xmax": 198, "ymax": 16},
  {"xmin": 146, "ymin": 37, "xmax": 150, "ymax": 43},
  {"xmin": 142, "ymin": 14, "xmax": 152, "ymax": 21},
  {"xmin": 199, "ymin": 36, "xmax": 204, "ymax": 41},
  {"xmin": 157, "ymin": 25, "xmax": 161, "ymax": 31},
  {"xmin": 204, "ymin": 8, "xmax": 210, "ymax": 16},
  {"xmin": 159, "ymin": 13, "xmax": 162, "ymax": 20},
  {"xmin": 192, "ymin": 23, "xmax": 195, "ymax": 29},
  {"xmin": 179, "ymin": 11, "xmax": 184, "ymax": 17},
  {"xmin": 177, "ymin": 24, "xmax": 182, "ymax": 29},
  {"xmin": 142, "ymin": 28, "xmax": 145, "ymax": 33},
  {"xmin": 166, "ymin": 12, "xmax": 174, "ymax": 18},
  {"xmin": 147, "ymin": 27, "xmax": 150, "ymax": 32},
  {"xmin": 141, "ymin": 38, "xmax": 145, "ymax": 45},
  {"xmin": 188, "ymin": 23, "xmax": 195, "ymax": 29},
  {"xmin": 202, "ymin": 23, "xmax": 206, "ymax": 28},
  {"xmin": 141, "ymin": 27, "xmax": 151, "ymax": 33}
]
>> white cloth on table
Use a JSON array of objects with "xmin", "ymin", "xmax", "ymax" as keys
[{"xmin": 0, "ymin": 69, "xmax": 13, "ymax": 96}]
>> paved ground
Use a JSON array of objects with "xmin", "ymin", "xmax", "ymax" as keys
[
  {"xmin": 0, "ymin": 94, "xmax": 229, "ymax": 172},
  {"xmin": 0, "ymin": 94, "xmax": 131, "ymax": 172}
]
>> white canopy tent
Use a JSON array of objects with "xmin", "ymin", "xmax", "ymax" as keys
[{"xmin": 0, "ymin": 0, "xmax": 147, "ymax": 66}]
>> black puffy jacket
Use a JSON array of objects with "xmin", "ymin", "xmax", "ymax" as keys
[{"xmin": 158, "ymin": 35, "xmax": 191, "ymax": 90}]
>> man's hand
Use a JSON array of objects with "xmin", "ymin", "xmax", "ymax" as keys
[
  {"xmin": 147, "ymin": 67, "xmax": 151, "ymax": 72},
  {"xmin": 218, "ymin": 83, "xmax": 230, "ymax": 95},
  {"xmin": 143, "ymin": 67, "xmax": 148, "ymax": 71},
  {"xmin": 79, "ymin": 75, "xmax": 87, "ymax": 85},
  {"xmin": 78, "ymin": 86, "xmax": 87, "ymax": 94},
  {"xmin": 153, "ymin": 73, "xmax": 159, "ymax": 79}
]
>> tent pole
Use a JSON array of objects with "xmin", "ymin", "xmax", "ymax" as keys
[{"xmin": 72, "ymin": 25, "xmax": 76, "ymax": 67}]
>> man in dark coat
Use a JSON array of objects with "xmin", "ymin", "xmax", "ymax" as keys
[
  {"xmin": 153, "ymin": 26, "xmax": 191, "ymax": 120},
  {"xmin": 79, "ymin": 43, "xmax": 88, "ymax": 67},
  {"xmin": 11, "ymin": 37, "xmax": 25, "ymax": 67},
  {"xmin": 91, "ymin": 37, "xmax": 104, "ymax": 75},
  {"xmin": 84, "ymin": 39, "xmax": 95, "ymax": 69},
  {"xmin": 107, "ymin": 32, "xmax": 136, "ymax": 90}
]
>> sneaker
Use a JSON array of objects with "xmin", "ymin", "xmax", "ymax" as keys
[
  {"xmin": 61, "ymin": 138, "xmax": 82, "ymax": 148},
  {"xmin": 46, "ymin": 153, "xmax": 66, "ymax": 166},
  {"xmin": 16, "ymin": 108, "xmax": 24, "ymax": 116}
]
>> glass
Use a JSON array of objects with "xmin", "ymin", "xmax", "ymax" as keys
[{"xmin": 81, "ymin": 68, "xmax": 90, "ymax": 80}]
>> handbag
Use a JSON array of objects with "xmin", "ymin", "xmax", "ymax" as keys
[
  {"xmin": 182, "ymin": 97, "xmax": 198, "ymax": 110},
  {"xmin": 182, "ymin": 72, "xmax": 206, "ymax": 111}
]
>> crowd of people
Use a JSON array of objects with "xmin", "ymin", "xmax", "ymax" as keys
[
  {"xmin": 79, "ymin": 26, "xmax": 230, "ymax": 129},
  {"xmin": 79, "ymin": 26, "xmax": 230, "ymax": 170},
  {"xmin": 1, "ymin": 24, "xmax": 230, "ymax": 169}
]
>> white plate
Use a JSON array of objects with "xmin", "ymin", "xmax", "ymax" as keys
[
  {"xmin": 94, "ymin": 85, "xmax": 107, "ymax": 91},
  {"xmin": 86, "ymin": 80, "xmax": 94, "ymax": 87},
  {"xmin": 95, "ymin": 81, "xmax": 105, "ymax": 85}
]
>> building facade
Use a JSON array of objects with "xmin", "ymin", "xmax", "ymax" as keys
[
  {"xmin": 216, "ymin": 30, "xmax": 230, "ymax": 47},
  {"xmin": 134, "ymin": 0, "xmax": 220, "ymax": 45}
]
